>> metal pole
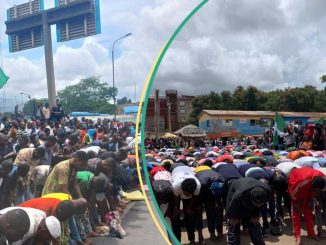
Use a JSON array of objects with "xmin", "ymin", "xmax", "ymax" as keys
[
  {"xmin": 20, "ymin": 93, "xmax": 24, "ymax": 112},
  {"xmin": 29, "ymin": 95, "xmax": 33, "ymax": 117},
  {"xmin": 167, "ymin": 102, "xmax": 172, "ymax": 132},
  {"xmin": 112, "ymin": 42, "xmax": 116, "ymax": 120},
  {"xmin": 42, "ymin": 13, "xmax": 57, "ymax": 109},
  {"xmin": 154, "ymin": 90, "xmax": 157, "ymax": 138},
  {"xmin": 134, "ymin": 81, "xmax": 136, "ymax": 103},
  {"xmin": 157, "ymin": 90, "xmax": 160, "ymax": 138},
  {"xmin": 112, "ymin": 33, "xmax": 132, "ymax": 121}
]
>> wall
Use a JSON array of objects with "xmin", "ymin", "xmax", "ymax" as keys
[{"xmin": 200, "ymin": 118, "xmax": 267, "ymax": 136}]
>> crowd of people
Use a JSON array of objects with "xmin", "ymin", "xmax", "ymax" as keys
[
  {"xmin": 0, "ymin": 111, "xmax": 139, "ymax": 245},
  {"xmin": 147, "ymin": 123, "xmax": 326, "ymax": 245}
]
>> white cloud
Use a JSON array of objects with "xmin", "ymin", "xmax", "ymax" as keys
[
  {"xmin": 0, "ymin": 0, "xmax": 200, "ymax": 105},
  {"xmin": 2, "ymin": 0, "xmax": 326, "ymax": 107}
]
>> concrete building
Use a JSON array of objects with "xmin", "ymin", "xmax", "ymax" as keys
[
  {"xmin": 177, "ymin": 95, "xmax": 194, "ymax": 128},
  {"xmin": 199, "ymin": 110, "xmax": 326, "ymax": 138},
  {"xmin": 145, "ymin": 90, "xmax": 194, "ymax": 137}
]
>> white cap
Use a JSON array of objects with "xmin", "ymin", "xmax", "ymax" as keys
[{"xmin": 45, "ymin": 216, "xmax": 61, "ymax": 239}]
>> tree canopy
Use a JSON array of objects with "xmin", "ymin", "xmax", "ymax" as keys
[
  {"xmin": 188, "ymin": 85, "xmax": 326, "ymax": 125},
  {"xmin": 57, "ymin": 76, "xmax": 117, "ymax": 114},
  {"xmin": 117, "ymin": 96, "xmax": 132, "ymax": 105}
]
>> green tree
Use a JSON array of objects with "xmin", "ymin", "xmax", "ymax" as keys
[
  {"xmin": 221, "ymin": 90, "xmax": 234, "ymax": 109},
  {"xmin": 117, "ymin": 96, "xmax": 132, "ymax": 105},
  {"xmin": 244, "ymin": 86, "xmax": 258, "ymax": 110},
  {"xmin": 188, "ymin": 95, "xmax": 208, "ymax": 125},
  {"xmin": 320, "ymin": 75, "xmax": 326, "ymax": 83},
  {"xmin": 232, "ymin": 86, "xmax": 246, "ymax": 110},
  {"xmin": 57, "ymin": 76, "xmax": 117, "ymax": 114}
]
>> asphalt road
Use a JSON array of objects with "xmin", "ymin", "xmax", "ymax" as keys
[
  {"xmin": 181, "ymin": 215, "xmax": 326, "ymax": 245},
  {"xmin": 90, "ymin": 197, "xmax": 167, "ymax": 245}
]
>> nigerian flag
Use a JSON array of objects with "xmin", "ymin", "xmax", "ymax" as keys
[
  {"xmin": 317, "ymin": 117, "xmax": 324, "ymax": 125},
  {"xmin": 273, "ymin": 112, "xmax": 286, "ymax": 146},
  {"xmin": 0, "ymin": 68, "xmax": 9, "ymax": 89}
]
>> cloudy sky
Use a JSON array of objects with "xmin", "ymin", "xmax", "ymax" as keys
[
  {"xmin": 154, "ymin": 0, "xmax": 326, "ymax": 95},
  {"xmin": 1, "ymin": 0, "xmax": 326, "ymax": 108},
  {"xmin": 0, "ymin": 0, "xmax": 199, "ymax": 109}
]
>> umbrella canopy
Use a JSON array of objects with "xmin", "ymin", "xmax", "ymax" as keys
[
  {"xmin": 174, "ymin": 124, "xmax": 207, "ymax": 137},
  {"xmin": 161, "ymin": 133, "xmax": 179, "ymax": 139}
]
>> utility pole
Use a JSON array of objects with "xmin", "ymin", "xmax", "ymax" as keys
[
  {"xmin": 155, "ymin": 89, "xmax": 160, "ymax": 139},
  {"xmin": 167, "ymin": 101, "xmax": 172, "ymax": 132}
]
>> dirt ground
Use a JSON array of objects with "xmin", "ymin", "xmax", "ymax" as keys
[{"xmin": 180, "ymin": 215, "xmax": 325, "ymax": 245}]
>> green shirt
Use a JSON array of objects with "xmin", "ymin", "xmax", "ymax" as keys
[{"xmin": 77, "ymin": 171, "xmax": 94, "ymax": 196}]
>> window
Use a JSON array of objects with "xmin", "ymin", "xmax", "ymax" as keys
[
  {"xmin": 179, "ymin": 109, "xmax": 186, "ymax": 114},
  {"xmin": 207, "ymin": 120, "xmax": 210, "ymax": 127},
  {"xmin": 179, "ymin": 101, "xmax": 185, "ymax": 106},
  {"xmin": 224, "ymin": 119, "xmax": 233, "ymax": 126},
  {"xmin": 250, "ymin": 119, "xmax": 257, "ymax": 126},
  {"xmin": 260, "ymin": 118, "xmax": 273, "ymax": 127},
  {"xmin": 294, "ymin": 120, "xmax": 303, "ymax": 125}
]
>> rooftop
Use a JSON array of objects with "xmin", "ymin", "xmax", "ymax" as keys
[{"xmin": 200, "ymin": 110, "xmax": 326, "ymax": 118}]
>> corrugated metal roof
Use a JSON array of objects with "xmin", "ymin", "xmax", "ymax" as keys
[
  {"xmin": 200, "ymin": 110, "xmax": 326, "ymax": 118},
  {"xmin": 123, "ymin": 106, "xmax": 138, "ymax": 114}
]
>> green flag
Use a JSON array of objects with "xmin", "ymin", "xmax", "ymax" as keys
[
  {"xmin": 273, "ymin": 112, "xmax": 286, "ymax": 146},
  {"xmin": 0, "ymin": 68, "xmax": 9, "ymax": 89},
  {"xmin": 317, "ymin": 117, "xmax": 324, "ymax": 125}
]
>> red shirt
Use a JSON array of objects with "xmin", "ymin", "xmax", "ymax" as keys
[
  {"xmin": 19, "ymin": 198, "xmax": 62, "ymax": 216},
  {"xmin": 150, "ymin": 166, "xmax": 166, "ymax": 176},
  {"xmin": 288, "ymin": 168, "xmax": 325, "ymax": 206}
]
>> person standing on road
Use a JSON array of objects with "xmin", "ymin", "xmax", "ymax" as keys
[
  {"xmin": 288, "ymin": 167, "xmax": 326, "ymax": 245},
  {"xmin": 226, "ymin": 177, "xmax": 271, "ymax": 245},
  {"xmin": 171, "ymin": 165, "xmax": 202, "ymax": 245}
]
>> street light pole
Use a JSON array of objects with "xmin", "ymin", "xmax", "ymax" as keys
[{"xmin": 112, "ymin": 32, "xmax": 132, "ymax": 121}]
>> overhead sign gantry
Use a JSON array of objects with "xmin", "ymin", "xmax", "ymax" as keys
[{"xmin": 5, "ymin": 0, "xmax": 101, "ymax": 107}]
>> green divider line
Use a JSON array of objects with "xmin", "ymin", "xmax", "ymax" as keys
[{"xmin": 140, "ymin": 1, "xmax": 209, "ymax": 244}]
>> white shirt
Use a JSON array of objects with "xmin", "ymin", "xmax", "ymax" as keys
[
  {"xmin": 0, "ymin": 207, "xmax": 46, "ymax": 245},
  {"xmin": 171, "ymin": 166, "xmax": 201, "ymax": 199},
  {"xmin": 276, "ymin": 162, "xmax": 301, "ymax": 177},
  {"xmin": 317, "ymin": 167, "xmax": 326, "ymax": 176},
  {"xmin": 80, "ymin": 146, "xmax": 101, "ymax": 155},
  {"xmin": 42, "ymin": 107, "xmax": 51, "ymax": 120},
  {"xmin": 293, "ymin": 156, "xmax": 321, "ymax": 169},
  {"xmin": 154, "ymin": 171, "xmax": 172, "ymax": 181}
]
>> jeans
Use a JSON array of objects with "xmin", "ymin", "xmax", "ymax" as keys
[
  {"xmin": 13, "ymin": 185, "xmax": 34, "ymax": 205},
  {"xmin": 68, "ymin": 216, "xmax": 83, "ymax": 244}
]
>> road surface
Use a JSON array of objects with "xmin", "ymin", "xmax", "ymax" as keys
[
  {"xmin": 181, "ymin": 215, "xmax": 325, "ymax": 245},
  {"xmin": 90, "ymin": 191, "xmax": 167, "ymax": 245}
]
